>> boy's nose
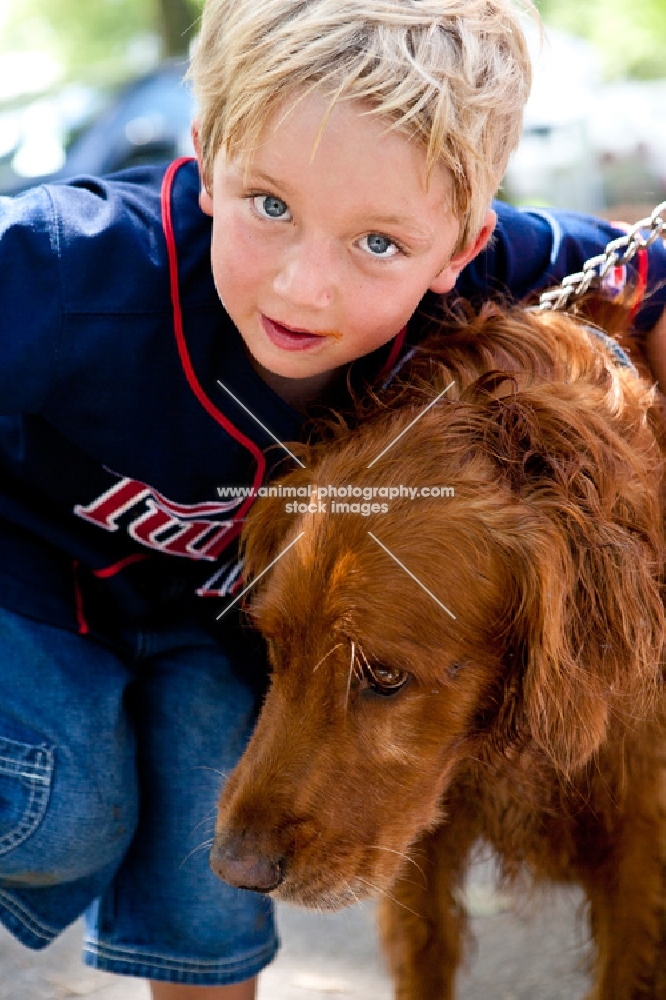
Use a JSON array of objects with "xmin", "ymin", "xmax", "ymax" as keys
[{"xmin": 273, "ymin": 244, "xmax": 335, "ymax": 310}]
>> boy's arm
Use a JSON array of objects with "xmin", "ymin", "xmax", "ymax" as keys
[
  {"xmin": 0, "ymin": 187, "xmax": 63, "ymax": 414},
  {"xmin": 646, "ymin": 309, "xmax": 666, "ymax": 392},
  {"xmin": 0, "ymin": 168, "xmax": 169, "ymax": 417},
  {"xmin": 456, "ymin": 200, "xmax": 666, "ymax": 339}
]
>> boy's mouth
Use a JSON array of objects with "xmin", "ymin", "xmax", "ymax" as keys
[{"xmin": 261, "ymin": 315, "xmax": 342, "ymax": 351}]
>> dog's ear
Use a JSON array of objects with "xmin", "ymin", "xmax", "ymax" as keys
[
  {"xmin": 478, "ymin": 380, "xmax": 665, "ymax": 775},
  {"xmin": 240, "ymin": 460, "xmax": 310, "ymax": 582},
  {"xmin": 240, "ymin": 414, "xmax": 353, "ymax": 584},
  {"xmin": 240, "ymin": 488, "xmax": 292, "ymax": 582}
]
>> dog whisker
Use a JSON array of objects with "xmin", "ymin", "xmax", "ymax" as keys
[
  {"xmin": 189, "ymin": 765, "xmax": 231, "ymax": 780},
  {"xmin": 366, "ymin": 845, "xmax": 428, "ymax": 886},
  {"xmin": 179, "ymin": 838, "xmax": 215, "ymax": 869},
  {"xmin": 354, "ymin": 648, "xmax": 365, "ymax": 683},
  {"xmin": 357, "ymin": 644, "xmax": 371, "ymax": 674},
  {"xmin": 313, "ymin": 642, "xmax": 343, "ymax": 673},
  {"xmin": 346, "ymin": 639, "xmax": 355, "ymax": 710},
  {"xmin": 343, "ymin": 879, "xmax": 364, "ymax": 908},
  {"xmin": 354, "ymin": 875, "xmax": 421, "ymax": 919},
  {"xmin": 189, "ymin": 811, "xmax": 218, "ymax": 838}
]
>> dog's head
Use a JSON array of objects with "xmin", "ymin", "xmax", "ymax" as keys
[{"xmin": 211, "ymin": 307, "xmax": 665, "ymax": 907}]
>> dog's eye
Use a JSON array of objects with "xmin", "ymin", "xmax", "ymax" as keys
[{"xmin": 364, "ymin": 662, "xmax": 409, "ymax": 696}]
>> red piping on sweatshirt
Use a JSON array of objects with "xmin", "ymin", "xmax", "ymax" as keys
[
  {"xmin": 629, "ymin": 246, "xmax": 648, "ymax": 323},
  {"xmin": 378, "ymin": 325, "xmax": 407, "ymax": 380},
  {"xmin": 72, "ymin": 560, "xmax": 90, "ymax": 635},
  {"xmin": 610, "ymin": 221, "xmax": 649, "ymax": 323},
  {"xmin": 92, "ymin": 553, "xmax": 151, "ymax": 579},
  {"xmin": 161, "ymin": 159, "xmax": 263, "ymax": 535}
]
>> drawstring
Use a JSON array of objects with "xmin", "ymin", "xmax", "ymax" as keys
[{"xmin": 71, "ymin": 559, "xmax": 90, "ymax": 635}]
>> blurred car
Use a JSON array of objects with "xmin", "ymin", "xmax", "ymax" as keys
[
  {"xmin": 588, "ymin": 79, "xmax": 666, "ymax": 207},
  {"xmin": 501, "ymin": 22, "xmax": 605, "ymax": 214},
  {"xmin": 0, "ymin": 59, "xmax": 195, "ymax": 195}
]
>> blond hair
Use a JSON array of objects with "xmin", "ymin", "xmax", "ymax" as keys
[{"xmin": 189, "ymin": 0, "xmax": 536, "ymax": 250}]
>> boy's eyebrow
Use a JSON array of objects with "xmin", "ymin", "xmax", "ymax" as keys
[
  {"xmin": 244, "ymin": 168, "xmax": 286, "ymax": 189},
  {"xmin": 363, "ymin": 214, "xmax": 433, "ymax": 243},
  {"xmin": 246, "ymin": 168, "xmax": 433, "ymax": 244}
]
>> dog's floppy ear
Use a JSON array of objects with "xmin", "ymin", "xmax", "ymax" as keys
[
  {"xmin": 479, "ymin": 380, "xmax": 665, "ymax": 775},
  {"xmin": 240, "ymin": 487, "xmax": 293, "ymax": 582},
  {"xmin": 240, "ymin": 412, "xmax": 354, "ymax": 583},
  {"xmin": 240, "ymin": 463, "xmax": 310, "ymax": 582}
]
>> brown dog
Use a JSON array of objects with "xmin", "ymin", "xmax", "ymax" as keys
[{"xmin": 211, "ymin": 305, "xmax": 666, "ymax": 999}]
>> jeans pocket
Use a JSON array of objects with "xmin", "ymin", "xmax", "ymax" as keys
[{"xmin": 0, "ymin": 734, "xmax": 54, "ymax": 857}]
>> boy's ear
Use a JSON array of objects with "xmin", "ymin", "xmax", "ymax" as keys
[
  {"xmin": 191, "ymin": 120, "xmax": 214, "ymax": 217},
  {"xmin": 429, "ymin": 208, "xmax": 497, "ymax": 294}
]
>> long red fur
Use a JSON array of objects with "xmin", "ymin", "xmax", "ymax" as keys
[{"xmin": 214, "ymin": 304, "xmax": 666, "ymax": 999}]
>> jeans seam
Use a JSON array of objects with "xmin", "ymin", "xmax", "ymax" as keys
[
  {"xmin": 83, "ymin": 935, "xmax": 278, "ymax": 972},
  {"xmin": 0, "ymin": 889, "xmax": 61, "ymax": 940},
  {"xmin": 0, "ymin": 745, "xmax": 55, "ymax": 856}
]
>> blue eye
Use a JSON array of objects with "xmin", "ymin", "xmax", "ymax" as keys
[
  {"xmin": 253, "ymin": 195, "xmax": 291, "ymax": 220},
  {"xmin": 359, "ymin": 233, "xmax": 399, "ymax": 257}
]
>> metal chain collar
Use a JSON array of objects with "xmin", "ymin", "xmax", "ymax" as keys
[{"xmin": 537, "ymin": 200, "xmax": 666, "ymax": 312}]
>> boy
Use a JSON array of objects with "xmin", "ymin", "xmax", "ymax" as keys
[{"xmin": 0, "ymin": 0, "xmax": 664, "ymax": 998}]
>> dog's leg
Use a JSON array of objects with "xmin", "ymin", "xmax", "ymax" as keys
[
  {"xmin": 580, "ymin": 754, "xmax": 666, "ymax": 1000},
  {"xmin": 377, "ymin": 817, "xmax": 477, "ymax": 1000}
]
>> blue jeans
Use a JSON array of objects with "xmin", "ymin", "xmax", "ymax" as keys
[{"xmin": 0, "ymin": 604, "xmax": 278, "ymax": 986}]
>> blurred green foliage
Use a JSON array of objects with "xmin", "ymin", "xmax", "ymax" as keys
[
  {"xmin": 535, "ymin": 0, "xmax": 666, "ymax": 79},
  {"xmin": 0, "ymin": 0, "xmax": 203, "ymax": 82},
  {"xmin": 0, "ymin": 0, "xmax": 664, "ymax": 85}
]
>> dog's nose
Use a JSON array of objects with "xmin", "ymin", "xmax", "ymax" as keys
[{"xmin": 210, "ymin": 830, "xmax": 285, "ymax": 893}]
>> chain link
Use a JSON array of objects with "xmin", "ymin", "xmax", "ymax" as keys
[{"xmin": 536, "ymin": 200, "xmax": 666, "ymax": 312}]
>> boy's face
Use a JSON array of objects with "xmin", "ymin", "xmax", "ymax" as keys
[{"xmin": 194, "ymin": 91, "xmax": 495, "ymax": 383}]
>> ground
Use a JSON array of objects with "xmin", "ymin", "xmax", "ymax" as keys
[{"xmin": 0, "ymin": 858, "xmax": 593, "ymax": 999}]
